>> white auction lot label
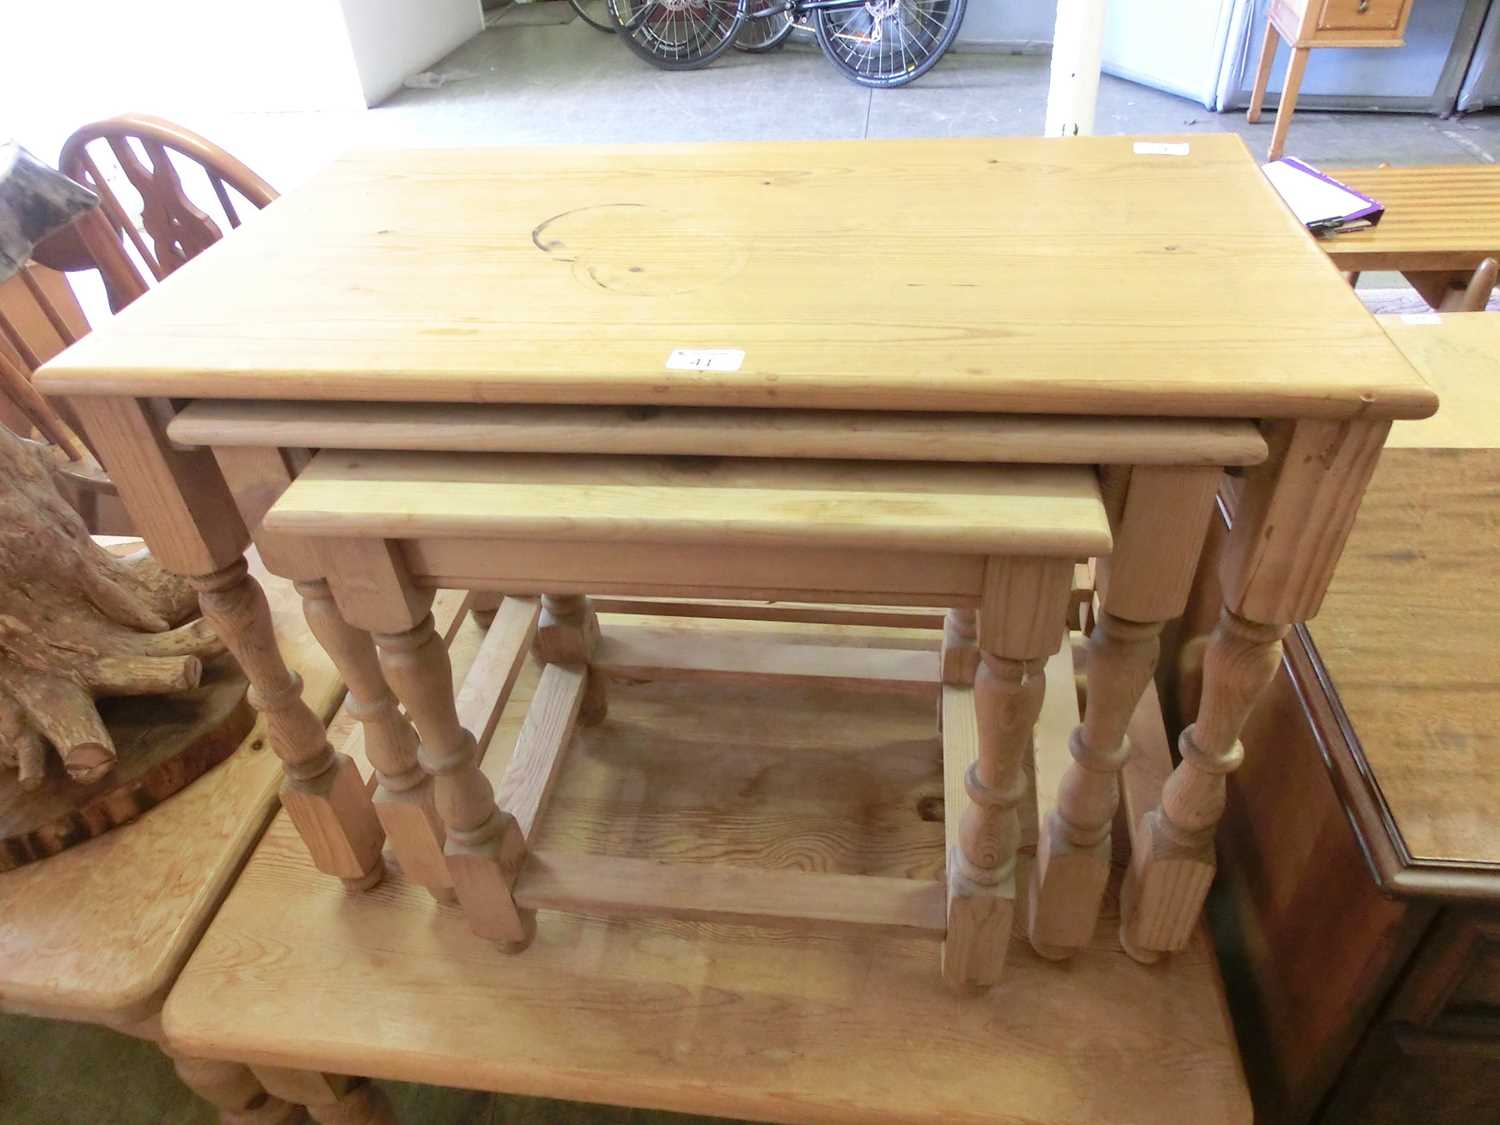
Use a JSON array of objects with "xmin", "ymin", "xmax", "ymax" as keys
[
  {"xmin": 666, "ymin": 348, "xmax": 745, "ymax": 372},
  {"xmin": 1133, "ymin": 142, "xmax": 1190, "ymax": 156}
]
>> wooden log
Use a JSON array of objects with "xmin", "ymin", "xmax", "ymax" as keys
[
  {"xmin": 0, "ymin": 653, "xmax": 252, "ymax": 871},
  {"xmin": 0, "ymin": 424, "xmax": 223, "ymax": 787}
]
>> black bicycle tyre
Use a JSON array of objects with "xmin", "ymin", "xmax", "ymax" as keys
[
  {"xmin": 613, "ymin": 0, "xmax": 746, "ymax": 70},
  {"xmin": 734, "ymin": 9, "xmax": 794, "ymax": 51},
  {"xmin": 813, "ymin": 0, "xmax": 966, "ymax": 88},
  {"xmin": 569, "ymin": 0, "xmax": 618, "ymax": 33}
]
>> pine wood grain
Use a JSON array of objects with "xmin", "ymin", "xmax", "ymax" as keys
[
  {"xmin": 38, "ymin": 137, "xmax": 1431, "ymax": 422},
  {"xmin": 1322, "ymin": 165, "xmax": 1500, "ymax": 272},
  {"xmin": 1307, "ymin": 447, "xmax": 1500, "ymax": 869},
  {"xmin": 0, "ymin": 553, "xmax": 340, "ymax": 1027},
  {"xmin": 1380, "ymin": 314, "xmax": 1500, "ymax": 450},
  {"xmin": 405, "ymin": 535, "xmax": 987, "ymax": 606},
  {"xmin": 494, "ymin": 662, "xmax": 584, "ymax": 841},
  {"xmin": 515, "ymin": 852, "xmax": 947, "ymax": 940},
  {"xmin": 457, "ymin": 596, "xmax": 540, "ymax": 763},
  {"xmin": 1220, "ymin": 418, "xmax": 1392, "ymax": 625},
  {"xmin": 592, "ymin": 624, "xmax": 940, "ymax": 695},
  {"xmin": 164, "ymin": 618, "xmax": 1251, "ymax": 1125},
  {"xmin": 266, "ymin": 450, "xmax": 1112, "ymax": 558},
  {"xmin": 167, "ymin": 400, "xmax": 1271, "ymax": 466}
]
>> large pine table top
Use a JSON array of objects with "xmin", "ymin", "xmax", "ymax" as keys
[{"xmin": 40, "ymin": 135, "xmax": 1432, "ymax": 422}]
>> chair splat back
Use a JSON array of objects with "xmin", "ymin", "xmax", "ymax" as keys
[{"xmin": 54, "ymin": 114, "xmax": 278, "ymax": 311}]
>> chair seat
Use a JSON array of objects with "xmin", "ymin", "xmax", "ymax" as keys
[{"xmin": 264, "ymin": 451, "xmax": 1112, "ymax": 558}]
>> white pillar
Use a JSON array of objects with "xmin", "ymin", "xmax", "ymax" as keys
[{"xmin": 1043, "ymin": 0, "xmax": 1107, "ymax": 137}]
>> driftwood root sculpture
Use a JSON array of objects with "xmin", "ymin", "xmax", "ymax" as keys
[{"xmin": 0, "ymin": 426, "xmax": 223, "ymax": 788}]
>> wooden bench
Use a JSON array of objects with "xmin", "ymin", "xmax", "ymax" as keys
[
  {"xmin": 261, "ymin": 448, "xmax": 1111, "ymax": 992},
  {"xmin": 1320, "ymin": 165, "xmax": 1500, "ymax": 311}
]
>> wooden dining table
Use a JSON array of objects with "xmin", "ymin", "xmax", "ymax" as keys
[{"xmin": 34, "ymin": 132, "xmax": 1435, "ymax": 1115}]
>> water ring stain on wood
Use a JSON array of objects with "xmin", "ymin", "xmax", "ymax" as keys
[{"xmin": 531, "ymin": 203, "xmax": 747, "ymax": 296}]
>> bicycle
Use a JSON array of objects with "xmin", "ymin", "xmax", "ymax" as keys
[
  {"xmin": 569, "ymin": 0, "xmax": 793, "ymax": 53},
  {"xmin": 575, "ymin": 0, "xmax": 963, "ymax": 87}
]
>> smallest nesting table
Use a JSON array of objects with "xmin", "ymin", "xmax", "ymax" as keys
[{"xmin": 262, "ymin": 447, "xmax": 1109, "ymax": 988}]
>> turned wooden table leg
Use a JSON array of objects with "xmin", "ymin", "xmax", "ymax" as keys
[
  {"xmin": 62, "ymin": 400, "xmax": 381, "ymax": 888},
  {"xmin": 535, "ymin": 593, "xmax": 606, "ymax": 726},
  {"xmin": 377, "ymin": 613, "xmax": 533, "ymax": 947},
  {"xmin": 943, "ymin": 558, "xmax": 1073, "ymax": 992},
  {"xmin": 170, "ymin": 1053, "xmax": 301, "ymax": 1125},
  {"xmin": 297, "ymin": 578, "xmax": 449, "ymax": 900},
  {"xmin": 1122, "ymin": 420, "xmax": 1390, "ymax": 959},
  {"xmin": 254, "ymin": 1067, "xmax": 398, "ymax": 1125},
  {"xmin": 1121, "ymin": 610, "xmax": 1285, "ymax": 961},
  {"xmin": 1029, "ymin": 466, "xmax": 1219, "ymax": 960},
  {"xmin": 326, "ymin": 539, "xmax": 533, "ymax": 948},
  {"xmin": 193, "ymin": 560, "xmax": 385, "ymax": 890}
]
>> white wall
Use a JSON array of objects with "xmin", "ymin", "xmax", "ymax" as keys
[
  {"xmin": 958, "ymin": 0, "xmax": 1059, "ymax": 49},
  {"xmin": 0, "ymin": 0, "xmax": 369, "ymax": 160},
  {"xmin": 338, "ymin": 0, "xmax": 485, "ymax": 105}
]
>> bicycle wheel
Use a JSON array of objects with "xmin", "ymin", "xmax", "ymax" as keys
[
  {"xmin": 569, "ymin": 0, "xmax": 618, "ymax": 33},
  {"xmin": 735, "ymin": 7, "xmax": 794, "ymax": 51},
  {"xmin": 814, "ymin": 0, "xmax": 966, "ymax": 88},
  {"xmin": 612, "ymin": 0, "xmax": 745, "ymax": 70}
]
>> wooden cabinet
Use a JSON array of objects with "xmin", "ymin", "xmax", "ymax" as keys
[
  {"xmin": 1248, "ymin": 0, "xmax": 1415, "ymax": 158},
  {"xmin": 1322, "ymin": 914, "xmax": 1500, "ymax": 1124}
]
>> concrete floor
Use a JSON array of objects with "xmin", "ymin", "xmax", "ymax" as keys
[
  {"xmin": 5, "ymin": 14, "xmax": 1500, "ymax": 1124},
  {"xmin": 14, "ymin": 11, "xmax": 1495, "ymax": 192}
]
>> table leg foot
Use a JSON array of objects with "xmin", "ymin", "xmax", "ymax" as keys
[
  {"xmin": 537, "ymin": 594, "xmax": 607, "ymax": 726},
  {"xmin": 341, "ymin": 858, "xmax": 387, "ymax": 893},
  {"xmin": 470, "ymin": 591, "xmax": 503, "ymax": 629},
  {"xmin": 170, "ymin": 1053, "xmax": 301, "ymax": 1125},
  {"xmin": 254, "ymin": 1068, "xmax": 399, "ymax": 1125}
]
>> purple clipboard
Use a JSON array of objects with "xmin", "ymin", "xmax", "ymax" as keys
[{"xmin": 1264, "ymin": 157, "xmax": 1384, "ymax": 234}]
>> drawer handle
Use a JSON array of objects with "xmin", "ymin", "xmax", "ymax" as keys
[{"xmin": 1357, "ymin": 0, "xmax": 1369, "ymax": 10}]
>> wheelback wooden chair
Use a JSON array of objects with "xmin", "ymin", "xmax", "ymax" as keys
[{"xmin": 1, "ymin": 115, "xmax": 277, "ymax": 530}]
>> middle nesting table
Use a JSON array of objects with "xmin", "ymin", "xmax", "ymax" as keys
[{"xmin": 169, "ymin": 401, "xmax": 1266, "ymax": 991}]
